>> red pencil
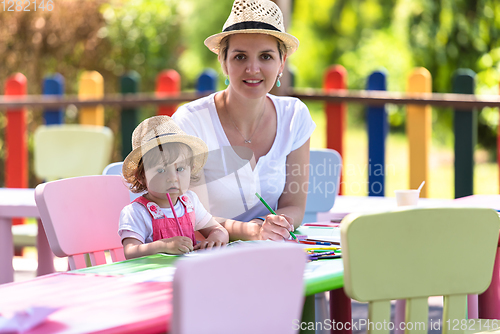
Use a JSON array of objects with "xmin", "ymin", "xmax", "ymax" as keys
[{"xmin": 166, "ymin": 193, "xmax": 184, "ymax": 237}]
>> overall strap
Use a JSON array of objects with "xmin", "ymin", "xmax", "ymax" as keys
[{"xmin": 133, "ymin": 196, "xmax": 165, "ymax": 219}]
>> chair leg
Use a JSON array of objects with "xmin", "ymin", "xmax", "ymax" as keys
[
  {"xmin": 394, "ymin": 299, "xmax": 406, "ymax": 334},
  {"xmin": 36, "ymin": 219, "xmax": 55, "ymax": 276},
  {"xmin": 0, "ymin": 217, "xmax": 14, "ymax": 283},
  {"xmin": 468, "ymin": 294, "xmax": 478, "ymax": 319}
]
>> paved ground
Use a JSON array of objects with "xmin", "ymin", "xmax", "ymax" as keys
[{"xmin": 13, "ymin": 250, "xmax": 444, "ymax": 334}]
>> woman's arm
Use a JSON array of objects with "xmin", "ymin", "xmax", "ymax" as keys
[
  {"xmin": 122, "ymin": 236, "xmax": 194, "ymax": 259},
  {"xmin": 218, "ymin": 139, "xmax": 311, "ymax": 241}
]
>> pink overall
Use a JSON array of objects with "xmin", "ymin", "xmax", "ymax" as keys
[{"xmin": 133, "ymin": 195, "xmax": 197, "ymax": 245}]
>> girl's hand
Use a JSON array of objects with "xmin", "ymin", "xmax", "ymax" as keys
[
  {"xmin": 159, "ymin": 236, "xmax": 193, "ymax": 254},
  {"xmin": 259, "ymin": 214, "xmax": 294, "ymax": 241}
]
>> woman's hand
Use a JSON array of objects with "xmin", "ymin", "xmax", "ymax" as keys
[
  {"xmin": 159, "ymin": 236, "xmax": 194, "ymax": 255},
  {"xmin": 194, "ymin": 239, "xmax": 225, "ymax": 250},
  {"xmin": 259, "ymin": 214, "xmax": 294, "ymax": 241}
]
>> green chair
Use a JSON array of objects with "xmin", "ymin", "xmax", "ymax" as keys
[
  {"xmin": 33, "ymin": 124, "xmax": 114, "ymax": 181},
  {"xmin": 341, "ymin": 208, "xmax": 500, "ymax": 334}
]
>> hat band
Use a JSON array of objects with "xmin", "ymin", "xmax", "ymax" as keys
[{"xmin": 223, "ymin": 21, "xmax": 281, "ymax": 33}]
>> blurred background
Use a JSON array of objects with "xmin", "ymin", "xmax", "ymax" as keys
[{"xmin": 0, "ymin": 0, "xmax": 499, "ymax": 197}]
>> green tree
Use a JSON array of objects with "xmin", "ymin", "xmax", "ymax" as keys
[{"xmin": 291, "ymin": 0, "xmax": 500, "ymax": 155}]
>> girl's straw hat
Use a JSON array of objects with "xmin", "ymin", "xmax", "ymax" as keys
[
  {"xmin": 123, "ymin": 116, "xmax": 208, "ymax": 176},
  {"xmin": 204, "ymin": 0, "xmax": 299, "ymax": 56}
]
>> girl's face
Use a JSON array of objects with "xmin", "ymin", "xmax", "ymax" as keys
[
  {"xmin": 143, "ymin": 153, "xmax": 192, "ymax": 208},
  {"xmin": 223, "ymin": 33, "xmax": 285, "ymax": 100}
]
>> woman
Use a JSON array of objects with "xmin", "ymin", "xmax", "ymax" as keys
[{"xmin": 173, "ymin": 0, "xmax": 315, "ymax": 241}]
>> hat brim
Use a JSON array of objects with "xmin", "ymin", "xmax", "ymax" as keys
[
  {"xmin": 204, "ymin": 29, "xmax": 299, "ymax": 56},
  {"xmin": 123, "ymin": 134, "xmax": 208, "ymax": 177}
]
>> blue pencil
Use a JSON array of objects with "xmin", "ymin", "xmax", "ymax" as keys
[{"xmin": 310, "ymin": 255, "xmax": 342, "ymax": 261}]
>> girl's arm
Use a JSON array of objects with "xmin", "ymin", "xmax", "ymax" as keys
[
  {"xmin": 219, "ymin": 139, "xmax": 311, "ymax": 241},
  {"xmin": 194, "ymin": 217, "xmax": 229, "ymax": 250},
  {"xmin": 122, "ymin": 236, "xmax": 193, "ymax": 259}
]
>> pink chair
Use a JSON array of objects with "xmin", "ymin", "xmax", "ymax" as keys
[
  {"xmin": 34, "ymin": 175, "xmax": 129, "ymax": 270},
  {"xmin": 171, "ymin": 243, "xmax": 307, "ymax": 334}
]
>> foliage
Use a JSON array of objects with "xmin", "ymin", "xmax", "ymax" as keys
[
  {"xmin": 1, "ymin": 0, "xmax": 500, "ymax": 187},
  {"xmin": 177, "ymin": 0, "xmax": 234, "ymax": 88},
  {"xmin": 0, "ymin": 0, "xmax": 184, "ymax": 187},
  {"xmin": 291, "ymin": 0, "xmax": 500, "ymax": 156},
  {"xmin": 100, "ymin": 0, "xmax": 183, "ymax": 92},
  {"xmin": 0, "ymin": 1, "xmax": 108, "ymax": 186}
]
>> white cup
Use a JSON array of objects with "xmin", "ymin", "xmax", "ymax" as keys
[{"xmin": 394, "ymin": 190, "xmax": 420, "ymax": 206}]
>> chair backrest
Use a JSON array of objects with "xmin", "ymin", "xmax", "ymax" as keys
[
  {"xmin": 102, "ymin": 161, "xmax": 143, "ymax": 201},
  {"xmin": 102, "ymin": 161, "xmax": 123, "ymax": 176},
  {"xmin": 171, "ymin": 243, "xmax": 306, "ymax": 334},
  {"xmin": 341, "ymin": 208, "xmax": 500, "ymax": 334},
  {"xmin": 34, "ymin": 124, "xmax": 114, "ymax": 181},
  {"xmin": 304, "ymin": 148, "xmax": 342, "ymax": 223},
  {"xmin": 35, "ymin": 175, "xmax": 130, "ymax": 270}
]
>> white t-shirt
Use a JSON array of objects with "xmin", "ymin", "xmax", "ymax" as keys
[
  {"xmin": 172, "ymin": 92, "xmax": 316, "ymax": 222},
  {"xmin": 118, "ymin": 190, "xmax": 212, "ymax": 244}
]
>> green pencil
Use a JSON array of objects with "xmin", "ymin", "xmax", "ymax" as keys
[{"xmin": 255, "ymin": 192, "xmax": 297, "ymax": 240}]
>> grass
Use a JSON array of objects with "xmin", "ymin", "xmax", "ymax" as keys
[{"xmin": 307, "ymin": 102, "xmax": 499, "ymax": 198}]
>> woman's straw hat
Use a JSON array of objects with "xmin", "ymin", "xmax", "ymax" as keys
[
  {"xmin": 123, "ymin": 116, "xmax": 208, "ymax": 176},
  {"xmin": 204, "ymin": 0, "xmax": 299, "ymax": 56}
]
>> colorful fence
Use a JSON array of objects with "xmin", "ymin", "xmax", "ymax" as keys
[{"xmin": 0, "ymin": 67, "xmax": 498, "ymax": 200}]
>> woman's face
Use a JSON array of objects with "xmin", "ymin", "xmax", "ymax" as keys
[{"xmin": 223, "ymin": 33, "xmax": 285, "ymax": 100}]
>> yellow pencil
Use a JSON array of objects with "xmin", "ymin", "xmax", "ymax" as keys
[{"xmin": 303, "ymin": 247, "xmax": 341, "ymax": 251}]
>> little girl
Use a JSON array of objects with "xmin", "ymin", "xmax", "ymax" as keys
[{"xmin": 118, "ymin": 116, "xmax": 229, "ymax": 259}]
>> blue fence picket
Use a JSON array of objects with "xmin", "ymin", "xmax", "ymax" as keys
[
  {"xmin": 42, "ymin": 73, "xmax": 65, "ymax": 125},
  {"xmin": 366, "ymin": 70, "xmax": 388, "ymax": 196},
  {"xmin": 197, "ymin": 69, "xmax": 218, "ymax": 93}
]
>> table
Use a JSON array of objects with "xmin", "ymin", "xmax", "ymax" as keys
[
  {"xmin": 0, "ymin": 272, "xmax": 170, "ymax": 333},
  {"xmin": 4, "ymin": 194, "xmax": 498, "ymax": 333},
  {"xmin": 0, "ymin": 188, "xmax": 54, "ymax": 284},
  {"xmin": 0, "ymin": 240, "xmax": 344, "ymax": 334}
]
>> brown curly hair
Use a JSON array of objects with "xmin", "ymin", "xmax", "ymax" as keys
[{"xmin": 123, "ymin": 142, "xmax": 201, "ymax": 193}]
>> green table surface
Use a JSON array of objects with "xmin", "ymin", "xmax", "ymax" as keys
[{"xmin": 73, "ymin": 226, "xmax": 343, "ymax": 296}]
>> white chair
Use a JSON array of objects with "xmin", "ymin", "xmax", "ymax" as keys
[
  {"xmin": 171, "ymin": 243, "xmax": 306, "ymax": 334},
  {"xmin": 304, "ymin": 149, "xmax": 342, "ymax": 223},
  {"xmin": 304, "ymin": 149, "xmax": 342, "ymax": 333},
  {"xmin": 34, "ymin": 124, "xmax": 114, "ymax": 181},
  {"xmin": 102, "ymin": 161, "xmax": 142, "ymax": 202}
]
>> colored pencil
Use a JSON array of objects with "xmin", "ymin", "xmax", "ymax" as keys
[
  {"xmin": 310, "ymin": 255, "xmax": 342, "ymax": 261},
  {"xmin": 300, "ymin": 240, "xmax": 332, "ymax": 245},
  {"xmin": 255, "ymin": 192, "xmax": 297, "ymax": 241},
  {"xmin": 305, "ymin": 238, "xmax": 340, "ymax": 246},
  {"xmin": 166, "ymin": 193, "xmax": 184, "ymax": 237},
  {"xmin": 303, "ymin": 246, "xmax": 340, "ymax": 251}
]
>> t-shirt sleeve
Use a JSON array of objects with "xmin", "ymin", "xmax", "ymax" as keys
[
  {"xmin": 291, "ymin": 99, "xmax": 316, "ymax": 151},
  {"xmin": 118, "ymin": 203, "xmax": 152, "ymax": 244},
  {"xmin": 187, "ymin": 190, "xmax": 213, "ymax": 230}
]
